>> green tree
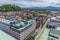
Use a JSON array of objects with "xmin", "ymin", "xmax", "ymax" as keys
[
  {"xmin": 0, "ymin": 4, "xmax": 21, "ymax": 12},
  {"xmin": 27, "ymin": 11, "xmax": 38, "ymax": 17},
  {"xmin": 39, "ymin": 11, "xmax": 49, "ymax": 14}
]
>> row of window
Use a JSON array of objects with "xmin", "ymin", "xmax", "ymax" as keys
[{"xmin": 20, "ymin": 24, "xmax": 35, "ymax": 40}]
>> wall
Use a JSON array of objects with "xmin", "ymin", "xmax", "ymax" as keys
[
  {"xmin": 20, "ymin": 21, "xmax": 36, "ymax": 40},
  {"xmin": 0, "ymin": 23, "xmax": 19, "ymax": 40}
]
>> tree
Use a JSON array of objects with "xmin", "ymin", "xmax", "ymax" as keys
[
  {"xmin": 39, "ymin": 11, "xmax": 49, "ymax": 14},
  {"xmin": 0, "ymin": 4, "xmax": 21, "ymax": 12},
  {"xmin": 27, "ymin": 11, "xmax": 38, "ymax": 17}
]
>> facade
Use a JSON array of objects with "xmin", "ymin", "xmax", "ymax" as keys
[{"xmin": 0, "ymin": 18, "xmax": 36, "ymax": 40}]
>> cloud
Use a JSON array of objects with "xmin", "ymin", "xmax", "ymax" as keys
[{"xmin": 0, "ymin": 0, "xmax": 59, "ymax": 7}]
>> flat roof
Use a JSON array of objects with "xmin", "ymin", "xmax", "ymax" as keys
[
  {"xmin": 0, "ymin": 18, "xmax": 35, "ymax": 31},
  {"xmin": 11, "ymin": 19, "xmax": 35, "ymax": 31},
  {"xmin": 0, "ymin": 18, "xmax": 13, "ymax": 25},
  {"xmin": 0, "ymin": 30, "xmax": 16, "ymax": 40},
  {"xmin": 50, "ymin": 29, "xmax": 60, "ymax": 36}
]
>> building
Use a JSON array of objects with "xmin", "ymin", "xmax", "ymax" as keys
[
  {"xmin": 50, "ymin": 11, "xmax": 59, "ymax": 14},
  {"xmin": 0, "ymin": 16, "xmax": 5, "ymax": 18},
  {"xmin": 47, "ymin": 13, "xmax": 60, "ymax": 27},
  {"xmin": 0, "ymin": 30, "xmax": 17, "ymax": 40},
  {"xmin": 0, "ymin": 11, "xmax": 33, "ymax": 19},
  {"xmin": 49, "ymin": 26, "xmax": 60, "ymax": 40},
  {"xmin": 47, "ymin": 13, "xmax": 60, "ymax": 40},
  {"xmin": 48, "ymin": 11, "xmax": 59, "ymax": 18},
  {"xmin": 0, "ymin": 18, "xmax": 36, "ymax": 40}
]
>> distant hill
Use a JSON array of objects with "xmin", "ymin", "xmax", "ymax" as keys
[
  {"xmin": 0, "ymin": 4, "xmax": 21, "ymax": 12},
  {"xmin": 0, "ymin": 4, "xmax": 60, "ymax": 11},
  {"xmin": 22, "ymin": 6, "xmax": 60, "ymax": 11}
]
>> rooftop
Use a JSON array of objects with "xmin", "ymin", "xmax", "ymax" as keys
[
  {"xmin": 0, "ymin": 18, "xmax": 13, "ymax": 25},
  {"xmin": 0, "ymin": 30, "xmax": 16, "ymax": 40},
  {"xmin": 50, "ymin": 26, "xmax": 60, "ymax": 36},
  {"xmin": 0, "ymin": 18, "xmax": 35, "ymax": 31},
  {"xmin": 11, "ymin": 19, "xmax": 35, "ymax": 31},
  {"xmin": 48, "ymin": 17, "xmax": 60, "ymax": 26},
  {"xmin": 50, "ymin": 29, "xmax": 60, "ymax": 36}
]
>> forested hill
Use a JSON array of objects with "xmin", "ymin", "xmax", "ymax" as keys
[{"xmin": 0, "ymin": 5, "xmax": 21, "ymax": 12}]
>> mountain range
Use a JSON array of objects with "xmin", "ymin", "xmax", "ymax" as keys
[{"xmin": 22, "ymin": 6, "xmax": 60, "ymax": 10}]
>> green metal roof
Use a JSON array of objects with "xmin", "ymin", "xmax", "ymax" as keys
[
  {"xmin": 0, "ymin": 18, "xmax": 35, "ymax": 31},
  {"xmin": 0, "ymin": 18, "xmax": 13, "ymax": 26},
  {"xmin": 0, "ymin": 30, "xmax": 16, "ymax": 40},
  {"xmin": 11, "ymin": 19, "xmax": 35, "ymax": 31}
]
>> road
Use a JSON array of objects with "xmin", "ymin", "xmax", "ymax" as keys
[
  {"xmin": 35, "ymin": 18, "xmax": 50, "ymax": 40},
  {"xmin": 35, "ymin": 17, "xmax": 48, "ymax": 34}
]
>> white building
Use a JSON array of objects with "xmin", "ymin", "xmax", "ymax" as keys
[{"xmin": 48, "ymin": 13, "xmax": 60, "ymax": 27}]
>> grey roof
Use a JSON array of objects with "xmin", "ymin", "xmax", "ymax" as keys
[
  {"xmin": 5, "ymin": 16, "xmax": 22, "ymax": 24},
  {"xmin": 50, "ymin": 29, "xmax": 60, "ymax": 36}
]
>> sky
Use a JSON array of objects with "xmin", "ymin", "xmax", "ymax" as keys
[{"xmin": 0, "ymin": 0, "xmax": 60, "ymax": 8}]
